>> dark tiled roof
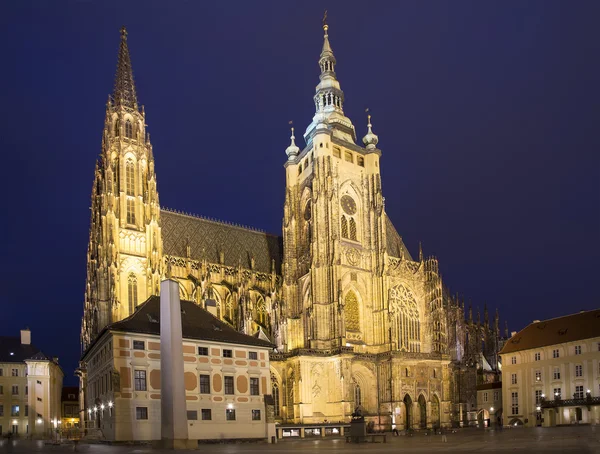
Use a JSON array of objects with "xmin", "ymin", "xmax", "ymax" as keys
[
  {"xmin": 477, "ymin": 382, "xmax": 502, "ymax": 391},
  {"xmin": 0, "ymin": 336, "xmax": 46, "ymax": 363},
  {"xmin": 385, "ymin": 214, "xmax": 412, "ymax": 260},
  {"xmin": 500, "ymin": 309, "xmax": 600, "ymax": 355},
  {"xmin": 106, "ymin": 296, "xmax": 274, "ymax": 349},
  {"xmin": 62, "ymin": 386, "xmax": 79, "ymax": 402},
  {"xmin": 161, "ymin": 209, "xmax": 283, "ymax": 274}
]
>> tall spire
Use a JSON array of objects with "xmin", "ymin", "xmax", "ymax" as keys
[
  {"xmin": 304, "ymin": 14, "xmax": 356, "ymax": 145},
  {"xmin": 113, "ymin": 26, "xmax": 138, "ymax": 109}
]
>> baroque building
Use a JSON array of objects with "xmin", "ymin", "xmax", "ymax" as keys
[{"xmin": 80, "ymin": 22, "xmax": 505, "ymax": 431}]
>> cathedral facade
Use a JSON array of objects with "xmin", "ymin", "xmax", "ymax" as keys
[{"xmin": 81, "ymin": 23, "xmax": 504, "ymax": 430}]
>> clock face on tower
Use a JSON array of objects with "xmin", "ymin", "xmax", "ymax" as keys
[{"xmin": 341, "ymin": 195, "xmax": 357, "ymax": 215}]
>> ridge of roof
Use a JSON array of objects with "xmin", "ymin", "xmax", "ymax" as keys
[
  {"xmin": 500, "ymin": 308, "xmax": 600, "ymax": 355},
  {"xmin": 161, "ymin": 207, "xmax": 279, "ymax": 237}
]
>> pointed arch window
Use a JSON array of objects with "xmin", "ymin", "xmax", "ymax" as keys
[
  {"xmin": 126, "ymin": 198, "xmax": 135, "ymax": 225},
  {"xmin": 128, "ymin": 273, "xmax": 138, "ymax": 314},
  {"xmin": 272, "ymin": 382, "xmax": 280, "ymax": 417},
  {"xmin": 354, "ymin": 384, "xmax": 362, "ymax": 406},
  {"xmin": 344, "ymin": 291, "xmax": 360, "ymax": 332},
  {"xmin": 389, "ymin": 285, "xmax": 421, "ymax": 352},
  {"xmin": 125, "ymin": 120, "xmax": 133, "ymax": 138},
  {"xmin": 349, "ymin": 218, "xmax": 357, "ymax": 241},
  {"xmin": 341, "ymin": 216, "xmax": 348, "ymax": 239},
  {"xmin": 125, "ymin": 160, "xmax": 135, "ymax": 196},
  {"xmin": 255, "ymin": 296, "xmax": 269, "ymax": 331}
]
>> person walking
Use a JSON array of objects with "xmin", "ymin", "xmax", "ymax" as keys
[{"xmin": 441, "ymin": 427, "xmax": 447, "ymax": 443}]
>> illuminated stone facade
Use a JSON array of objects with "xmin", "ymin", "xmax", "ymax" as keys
[{"xmin": 81, "ymin": 23, "xmax": 505, "ymax": 431}]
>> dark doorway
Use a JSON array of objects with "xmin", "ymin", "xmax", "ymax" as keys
[
  {"xmin": 418, "ymin": 395, "xmax": 427, "ymax": 429},
  {"xmin": 403, "ymin": 394, "xmax": 412, "ymax": 430}
]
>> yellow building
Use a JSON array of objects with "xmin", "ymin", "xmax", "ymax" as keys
[
  {"xmin": 79, "ymin": 22, "xmax": 506, "ymax": 432},
  {"xmin": 0, "ymin": 329, "xmax": 63, "ymax": 438},
  {"xmin": 80, "ymin": 296, "xmax": 273, "ymax": 442},
  {"xmin": 61, "ymin": 386, "xmax": 80, "ymax": 434},
  {"xmin": 500, "ymin": 309, "xmax": 600, "ymax": 427}
]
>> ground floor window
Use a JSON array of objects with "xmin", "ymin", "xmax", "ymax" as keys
[
  {"xmin": 186, "ymin": 411, "xmax": 197, "ymax": 420},
  {"xmin": 201, "ymin": 409, "xmax": 211, "ymax": 420},
  {"xmin": 226, "ymin": 409, "xmax": 236, "ymax": 421},
  {"xmin": 511, "ymin": 392, "xmax": 519, "ymax": 415},
  {"xmin": 252, "ymin": 409, "xmax": 261, "ymax": 421}
]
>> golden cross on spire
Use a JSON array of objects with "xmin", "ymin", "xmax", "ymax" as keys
[{"xmin": 323, "ymin": 10, "xmax": 328, "ymax": 31}]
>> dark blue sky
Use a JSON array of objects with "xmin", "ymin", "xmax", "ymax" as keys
[{"xmin": 1, "ymin": 1, "xmax": 598, "ymax": 385}]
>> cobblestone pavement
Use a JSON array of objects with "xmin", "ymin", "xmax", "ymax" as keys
[{"xmin": 1, "ymin": 426, "xmax": 599, "ymax": 453}]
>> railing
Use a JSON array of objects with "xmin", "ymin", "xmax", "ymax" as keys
[{"xmin": 541, "ymin": 396, "xmax": 600, "ymax": 408}]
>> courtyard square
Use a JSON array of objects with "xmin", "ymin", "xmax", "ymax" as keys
[{"xmin": 1, "ymin": 427, "xmax": 599, "ymax": 454}]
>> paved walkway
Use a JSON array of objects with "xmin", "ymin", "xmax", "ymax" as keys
[{"xmin": 1, "ymin": 426, "xmax": 599, "ymax": 453}]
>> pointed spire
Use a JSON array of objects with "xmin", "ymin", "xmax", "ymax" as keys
[
  {"xmin": 285, "ymin": 124, "xmax": 299, "ymax": 160},
  {"xmin": 418, "ymin": 241, "xmax": 424, "ymax": 262},
  {"xmin": 113, "ymin": 26, "xmax": 138, "ymax": 109},
  {"xmin": 484, "ymin": 303, "xmax": 489, "ymax": 325},
  {"xmin": 321, "ymin": 11, "xmax": 334, "ymax": 60},
  {"xmin": 362, "ymin": 112, "xmax": 379, "ymax": 150}
]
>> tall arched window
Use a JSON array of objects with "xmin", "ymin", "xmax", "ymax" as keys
[
  {"xmin": 344, "ymin": 291, "xmax": 360, "ymax": 332},
  {"xmin": 389, "ymin": 285, "xmax": 421, "ymax": 352},
  {"xmin": 125, "ymin": 120, "xmax": 133, "ymax": 138},
  {"xmin": 126, "ymin": 198, "xmax": 135, "ymax": 224},
  {"xmin": 349, "ymin": 218, "xmax": 357, "ymax": 241},
  {"xmin": 354, "ymin": 384, "xmax": 362, "ymax": 406},
  {"xmin": 255, "ymin": 296, "xmax": 270, "ymax": 332},
  {"xmin": 128, "ymin": 273, "xmax": 138, "ymax": 314},
  {"xmin": 125, "ymin": 160, "xmax": 135, "ymax": 196},
  {"xmin": 341, "ymin": 216, "xmax": 348, "ymax": 239},
  {"xmin": 272, "ymin": 383, "xmax": 280, "ymax": 417}
]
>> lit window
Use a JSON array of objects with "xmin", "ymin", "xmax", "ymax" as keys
[
  {"xmin": 553, "ymin": 388, "xmax": 561, "ymax": 399},
  {"xmin": 226, "ymin": 409, "xmax": 236, "ymax": 421},
  {"xmin": 535, "ymin": 370, "xmax": 541, "ymax": 381},
  {"xmin": 11, "ymin": 405, "xmax": 19, "ymax": 416},
  {"xmin": 535, "ymin": 390, "xmax": 543, "ymax": 404},
  {"xmin": 125, "ymin": 160, "xmax": 135, "ymax": 196},
  {"xmin": 135, "ymin": 407, "xmax": 148, "ymax": 420},
  {"xmin": 252, "ymin": 409, "xmax": 261, "ymax": 421}
]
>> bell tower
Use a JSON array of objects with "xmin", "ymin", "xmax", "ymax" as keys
[
  {"xmin": 81, "ymin": 27, "xmax": 162, "ymax": 350},
  {"xmin": 282, "ymin": 19, "xmax": 388, "ymax": 351}
]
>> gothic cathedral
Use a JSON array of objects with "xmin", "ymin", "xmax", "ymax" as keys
[{"xmin": 81, "ymin": 23, "xmax": 505, "ymax": 429}]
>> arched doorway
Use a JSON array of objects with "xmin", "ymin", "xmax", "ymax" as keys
[
  {"xmin": 418, "ymin": 395, "xmax": 427, "ymax": 429},
  {"xmin": 403, "ymin": 395, "xmax": 412, "ymax": 430},
  {"xmin": 431, "ymin": 394, "xmax": 440, "ymax": 429}
]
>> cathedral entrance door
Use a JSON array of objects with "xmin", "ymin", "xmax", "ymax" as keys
[
  {"xmin": 403, "ymin": 395, "xmax": 412, "ymax": 430},
  {"xmin": 418, "ymin": 395, "xmax": 427, "ymax": 429}
]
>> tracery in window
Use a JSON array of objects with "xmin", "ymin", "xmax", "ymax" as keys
[
  {"xmin": 128, "ymin": 273, "xmax": 138, "ymax": 314},
  {"xmin": 344, "ymin": 291, "xmax": 360, "ymax": 332},
  {"xmin": 125, "ymin": 160, "xmax": 135, "ymax": 196},
  {"xmin": 126, "ymin": 198, "xmax": 135, "ymax": 224},
  {"xmin": 349, "ymin": 218, "xmax": 357, "ymax": 241},
  {"xmin": 341, "ymin": 216, "xmax": 348, "ymax": 239},
  {"xmin": 125, "ymin": 120, "xmax": 133, "ymax": 138},
  {"xmin": 254, "ymin": 295, "xmax": 270, "ymax": 332},
  {"xmin": 272, "ymin": 382, "xmax": 280, "ymax": 417},
  {"xmin": 354, "ymin": 384, "xmax": 362, "ymax": 406},
  {"xmin": 389, "ymin": 285, "xmax": 421, "ymax": 352}
]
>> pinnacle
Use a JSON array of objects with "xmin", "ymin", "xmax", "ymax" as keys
[{"xmin": 113, "ymin": 26, "xmax": 138, "ymax": 109}]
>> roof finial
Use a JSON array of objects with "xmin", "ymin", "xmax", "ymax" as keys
[
  {"xmin": 285, "ymin": 120, "xmax": 299, "ymax": 160},
  {"xmin": 362, "ymin": 108, "xmax": 379, "ymax": 150},
  {"xmin": 323, "ymin": 9, "xmax": 328, "ymax": 33},
  {"xmin": 120, "ymin": 25, "xmax": 128, "ymax": 38}
]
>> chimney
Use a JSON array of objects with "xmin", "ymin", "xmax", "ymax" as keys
[{"xmin": 20, "ymin": 328, "xmax": 31, "ymax": 345}]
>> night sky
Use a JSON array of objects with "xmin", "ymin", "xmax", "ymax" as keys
[{"xmin": 1, "ymin": 2, "xmax": 598, "ymax": 385}]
